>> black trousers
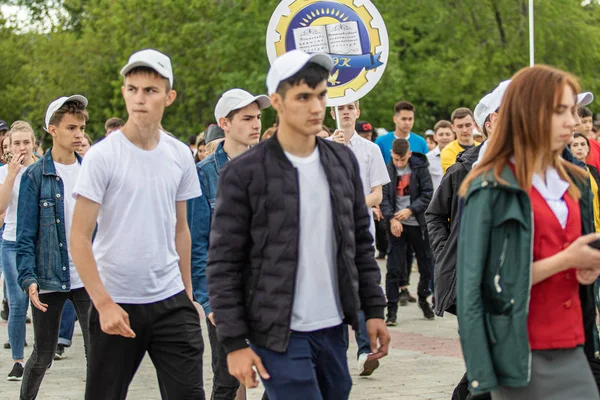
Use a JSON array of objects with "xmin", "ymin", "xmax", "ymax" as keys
[
  {"xmin": 85, "ymin": 291, "xmax": 205, "ymax": 400},
  {"xmin": 374, "ymin": 217, "xmax": 388, "ymax": 255},
  {"xmin": 207, "ymin": 318, "xmax": 240, "ymax": 400},
  {"xmin": 385, "ymin": 224, "xmax": 434, "ymax": 308},
  {"xmin": 21, "ymin": 288, "xmax": 91, "ymax": 400}
]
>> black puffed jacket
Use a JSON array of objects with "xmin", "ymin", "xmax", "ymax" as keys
[{"xmin": 206, "ymin": 134, "xmax": 386, "ymax": 354}]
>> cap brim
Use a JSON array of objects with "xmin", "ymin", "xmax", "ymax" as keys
[
  {"xmin": 120, "ymin": 61, "xmax": 171, "ymax": 84},
  {"xmin": 307, "ymin": 53, "xmax": 334, "ymax": 73},
  {"xmin": 64, "ymin": 94, "xmax": 88, "ymax": 108},
  {"xmin": 578, "ymin": 92, "xmax": 594, "ymax": 106},
  {"xmin": 230, "ymin": 95, "xmax": 272, "ymax": 114}
]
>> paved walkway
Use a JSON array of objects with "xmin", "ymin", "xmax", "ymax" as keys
[{"xmin": 0, "ymin": 261, "xmax": 465, "ymax": 399}]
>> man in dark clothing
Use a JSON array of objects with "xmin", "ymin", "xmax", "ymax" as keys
[
  {"xmin": 426, "ymin": 80, "xmax": 512, "ymax": 400},
  {"xmin": 426, "ymin": 144, "xmax": 482, "ymax": 317},
  {"xmin": 206, "ymin": 50, "xmax": 389, "ymax": 400},
  {"xmin": 381, "ymin": 138, "xmax": 435, "ymax": 324}
]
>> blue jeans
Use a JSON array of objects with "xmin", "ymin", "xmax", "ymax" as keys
[
  {"xmin": 252, "ymin": 325, "xmax": 352, "ymax": 400},
  {"xmin": 3, "ymin": 240, "xmax": 29, "ymax": 360},
  {"xmin": 58, "ymin": 300, "xmax": 77, "ymax": 346},
  {"xmin": 352, "ymin": 310, "xmax": 371, "ymax": 358}
]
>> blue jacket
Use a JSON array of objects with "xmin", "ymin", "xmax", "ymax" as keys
[
  {"xmin": 16, "ymin": 150, "xmax": 82, "ymax": 292},
  {"xmin": 187, "ymin": 141, "xmax": 229, "ymax": 315}
]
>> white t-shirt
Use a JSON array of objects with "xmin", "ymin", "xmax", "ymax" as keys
[
  {"xmin": 426, "ymin": 146, "xmax": 443, "ymax": 193},
  {"xmin": 346, "ymin": 133, "xmax": 390, "ymax": 241},
  {"xmin": 55, "ymin": 161, "xmax": 84, "ymax": 290},
  {"xmin": 285, "ymin": 147, "xmax": 343, "ymax": 332},
  {"xmin": 0, "ymin": 166, "xmax": 26, "ymax": 241},
  {"xmin": 72, "ymin": 130, "xmax": 202, "ymax": 304}
]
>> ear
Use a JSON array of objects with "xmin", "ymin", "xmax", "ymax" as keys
[
  {"xmin": 393, "ymin": 114, "xmax": 398, "ymax": 125},
  {"xmin": 356, "ymin": 108, "xmax": 361, "ymax": 119},
  {"xmin": 47, "ymin": 125, "xmax": 57, "ymax": 139},
  {"xmin": 165, "ymin": 90, "xmax": 177, "ymax": 107},
  {"xmin": 219, "ymin": 117, "xmax": 230, "ymax": 134},
  {"xmin": 270, "ymin": 93, "xmax": 283, "ymax": 114},
  {"xmin": 330, "ymin": 107, "xmax": 336, "ymax": 120},
  {"xmin": 408, "ymin": 151, "xmax": 412, "ymax": 158},
  {"xmin": 121, "ymin": 85, "xmax": 126, "ymax": 98}
]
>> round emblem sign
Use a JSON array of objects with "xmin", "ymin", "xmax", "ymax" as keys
[{"xmin": 266, "ymin": 0, "xmax": 389, "ymax": 106}]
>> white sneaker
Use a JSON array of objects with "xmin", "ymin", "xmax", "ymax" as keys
[{"xmin": 357, "ymin": 353, "xmax": 379, "ymax": 377}]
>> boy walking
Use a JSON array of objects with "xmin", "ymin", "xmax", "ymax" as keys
[
  {"xmin": 70, "ymin": 49, "xmax": 205, "ymax": 400},
  {"xmin": 206, "ymin": 50, "xmax": 390, "ymax": 400},
  {"xmin": 381, "ymin": 138, "xmax": 435, "ymax": 324}
]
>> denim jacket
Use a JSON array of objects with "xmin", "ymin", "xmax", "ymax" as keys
[
  {"xmin": 187, "ymin": 141, "xmax": 229, "ymax": 315},
  {"xmin": 16, "ymin": 150, "xmax": 82, "ymax": 292}
]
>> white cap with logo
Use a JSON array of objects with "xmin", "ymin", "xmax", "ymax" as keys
[
  {"xmin": 45, "ymin": 95, "xmax": 88, "ymax": 130},
  {"xmin": 120, "ymin": 49, "xmax": 174, "ymax": 88},
  {"xmin": 474, "ymin": 80, "xmax": 511, "ymax": 129},
  {"xmin": 214, "ymin": 89, "xmax": 271, "ymax": 124},
  {"xmin": 577, "ymin": 92, "xmax": 594, "ymax": 106},
  {"xmin": 266, "ymin": 50, "xmax": 334, "ymax": 95}
]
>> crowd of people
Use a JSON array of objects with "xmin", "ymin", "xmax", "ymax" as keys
[{"xmin": 0, "ymin": 46, "xmax": 599, "ymax": 400}]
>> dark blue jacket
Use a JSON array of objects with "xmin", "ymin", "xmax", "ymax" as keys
[
  {"xmin": 187, "ymin": 141, "xmax": 229, "ymax": 315},
  {"xmin": 16, "ymin": 150, "xmax": 82, "ymax": 292}
]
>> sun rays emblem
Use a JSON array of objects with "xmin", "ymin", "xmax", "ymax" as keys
[{"xmin": 266, "ymin": 0, "xmax": 389, "ymax": 107}]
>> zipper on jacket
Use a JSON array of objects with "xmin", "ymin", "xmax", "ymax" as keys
[
  {"xmin": 285, "ymin": 168, "xmax": 302, "ymax": 348},
  {"xmin": 493, "ymin": 235, "xmax": 510, "ymax": 294}
]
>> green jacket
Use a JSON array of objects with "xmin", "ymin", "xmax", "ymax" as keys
[{"xmin": 457, "ymin": 164, "xmax": 595, "ymax": 395}]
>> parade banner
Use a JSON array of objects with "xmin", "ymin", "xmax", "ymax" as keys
[{"xmin": 266, "ymin": 0, "xmax": 389, "ymax": 107}]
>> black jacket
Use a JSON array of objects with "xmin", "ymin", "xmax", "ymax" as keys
[
  {"xmin": 425, "ymin": 144, "xmax": 483, "ymax": 316},
  {"xmin": 206, "ymin": 135, "xmax": 386, "ymax": 354},
  {"xmin": 380, "ymin": 152, "xmax": 433, "ymax": 227}
]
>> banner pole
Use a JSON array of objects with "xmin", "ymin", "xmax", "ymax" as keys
[
  {"xmin": 334, "ymin": 105, "xmax": 341, "ymax": 130},
  {"xmin": 529, "ymin": 0, "xmax": 534, "ymax": 66}
]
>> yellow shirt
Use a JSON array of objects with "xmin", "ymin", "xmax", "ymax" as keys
[
  {"xmin": 588, "ymin": 168, "xmax": 600, "ymax": 233},
  {"xmin": 440, "ymin": 140, "xmax": 481, "ymax": 174}
]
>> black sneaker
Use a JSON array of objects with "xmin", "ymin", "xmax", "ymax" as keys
[
  {"xmin": 54, "ymin": 344, "xmax": 66, "ymax": 360},
  {"xmin": 407, "ymin": 290, "xmax": 417, "ymax": 303},
  {"xmin": 399, "ymin": 289, "xmax": 409, "ymax": 306},
  {"xmin": 419, "ymin": 300, "xmax": 435, "ymax": 320},
  {"xmin": 385, "ymin": 311, "xmax": 397, "ymax": 326},
  {"xmin": 0, "ymin": 299, "xmax": 8, "ymax": 321},
  {"xmin": 7, "ymin": 362, "xmax": 23, "ymax": 381},
  {"xmin": 26, "ymin": 316, "xmax": 31, "ymax": 324}
]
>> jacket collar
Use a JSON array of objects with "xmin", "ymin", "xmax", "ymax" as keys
[
  {"xmin": 42, "ymin": 148, "xmax": 83, "ymax": 176},
  {"xmin": 214, "ymin": 141, "xmax": 229, "ymax": 172},
  {"xmin": 267, "ymin": 132, "xmax": 329, "ymax": 169}
]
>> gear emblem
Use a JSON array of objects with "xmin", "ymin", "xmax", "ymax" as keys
[{"xmin": 266, "ymin": 0, "xmax": 389, "ymax": 106}]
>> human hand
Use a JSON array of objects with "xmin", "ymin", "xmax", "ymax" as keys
[
  {"xmin": 7, "ymin": 153, "xmax": 25, "ymax": 178},
  {"xmin": 373, "ymin": 206, "xmax": 383, "ymax": 221},
  {"xmin": 208, "ymin": 312, "xmax": 216, "ymax": 326},
  {"xmin": 28, "ymin": 283, "xmax": 48, "ymax": 312},
  {"xmin": 394, "ymin": 208, "xmax": 412, "ymax": 221},
  {"xmin": 366, "ymin": 318, "xmax": 390, "ymax": 360},
  {"xmin": 565, "ymin": 234, "xmax": 600, "ymax": 271},
  {"xmin": 331, "ymin": 130, "xmax": 345, "ymax": 144},
  {"xmin": 97, "ymin": 301, "xmax": 136, "ymax": 338},
  {"xmin": 227, "ymin": 347, "xmax": 270, "ymax": 388},
  {"xmin": 390, "ymin": 219, "xmax": 403, "ymax": 237},
  {"xmin": 576, "ymin": 268, "xmax": 599, "ymax": 285}
]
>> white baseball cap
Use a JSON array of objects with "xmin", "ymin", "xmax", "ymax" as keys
[
  {"xmin": 577, "ymin": 92, "xmax": 594, "ymax": 106},
  {"xmin": 474, "ymin": 80, "xmax": 511, "ymax": 128},
  {"xmin": 120, "ymin": 49, "xmax": 174, "ymax": 88},
  {"xmin": 214, "ymin": 89, "xmax": 271, "ymax": 123},
  {"xmin": 266, "ymin": 50, "xmax": 334, "ymax": 95},
  {"xmin": 45, "ymin": 95, "xmax": 88, "ymax": 130}
]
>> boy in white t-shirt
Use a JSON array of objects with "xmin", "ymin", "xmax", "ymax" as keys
[
  {"xmin": 16, "ymin": 95, "xmax": 91, "ymax": 396},
  {"xmin": 70, "ymin": 49, "xmax": 204, "ymax": 399},
  {"xmin": 330, "ymin": 102, "xmax": 390, "ymax": 378}
]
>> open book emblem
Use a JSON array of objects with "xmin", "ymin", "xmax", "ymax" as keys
[{"xmin": 267, "ymin": 0, "xmax": 389, "ymax": 107}]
